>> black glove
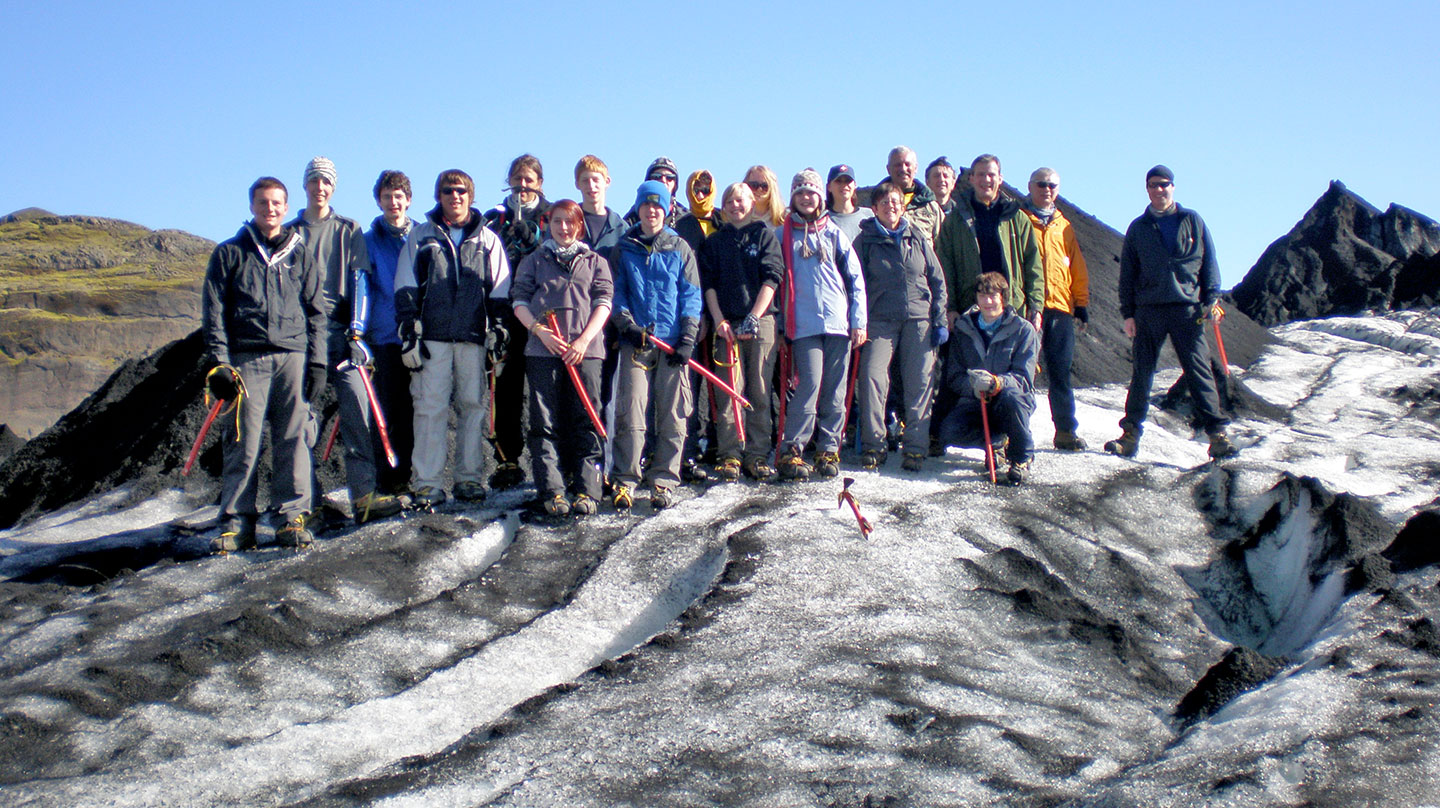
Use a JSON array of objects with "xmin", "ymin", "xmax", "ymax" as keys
[
  {"xmin": 207, "ymin": 366, "xmax": 239, "ymax": 401},
  {"xmin": 613, "ymin": 310, "xmax": 650, "ymax": 348},
  {"xmin": 667, "ymin": 338, "xmax": 695, "ymax": 366},
  {"xmin": 347, "ymin": 334, "xmax": 373, "ymax": 368},
  {"xmin": 488, "ymin": 319, "xmax": 511, "ymax": 358},
  {"xmin": 305, "ymin": 363, "xmax": 327, "ymax": 403},
  {"xmin": 734, "ymin": 313, "xmax": 760, "ymax": 338},
  {"xmin": 1073, "ymin": 306, "xmax": 1088, "ymax": 325},
  {"xmin": 400, "ymin": 320, "xmax": 424, "ymax": 369}
]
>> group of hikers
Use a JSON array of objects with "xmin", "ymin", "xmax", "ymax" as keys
[{"xmin": 200, "ymin": 149, "xmax": 1236, "ymax": 551}]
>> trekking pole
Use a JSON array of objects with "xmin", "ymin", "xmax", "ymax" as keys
[
  {"xmin": 775, "ymin": 340, "xmax": 790, "ymax": 465},
  {"xmin": 647, "ymin": 334, "xmax": 752, "ymax": 409},
  {"xmin": 979, "ymin": 392, "xmax": 997, "ymax": 485},
  {"xmin": 1210, "ymin": 303, "xmax": 1230, "ymax": 376},
  {"xmin": 546, "ymin": 311, "xmax": 608, "ymax": 439},
  {"xmin": 342, "ymin": 360, "xmax": 399, "ymax": 468},
  {"xmin": 184, "ymin": 366, "xmax": 244, "ymax": 476},
  {"xmin": 838, "ymin": 477, "xmax": 874, "ymax": 539},
  {"xmin": 719, "ymin": 333, "xmax": 746, "ymax": 448}
]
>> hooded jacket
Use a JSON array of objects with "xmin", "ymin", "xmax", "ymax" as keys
[
  {"xmin": 936, "ymin": 190, "xmax": 1043, "ymax": 316},
  {"xmin": 1118, "ymin": 203, "xmax": 1219, "ymax": 318},
  {"xmin": 609, "ymin": 225, "xmax": 703, "ymax": 346},
  {"xmin": 854, "ymin": 217, "xmax": 947, "ymax": 325},
  {"xmin": 484, "ymin": 193, "xmax": 551, "ymax": 271},
  {"xmin": 511, "ymin": 242, "xmax": 613, "ymax": 361},
  {"xmin": 775, "ymin": 214, "xmax": 867, "ymax": 341},
  {"xmin": 363, "ymin": 215, "xmax": 412, "ymax": 346},
  {"xmin": 1022, "ymin": 205, "xmax": 1090, "ymax": 316},
  {"xmin": 945, "ymin": 305, "xmax": 1038, "ymax": 410},
  {"xmin": 393, "ymin": 207, "xmax": 512, "ymax": 343},
  {"xmin": 202, "ymin": 223, "xmax": 326, "ymax": 367},
  {"xmin": 698, "ymin": 219, "xmax": 785, "ymax": 322}
]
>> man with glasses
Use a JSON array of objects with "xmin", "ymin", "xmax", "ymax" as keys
[
  {"xmin": 393, "ymin": 170, "xmax": 512, "ymax": 509},
  {"xmin": 1105, "ymin": 165, "xmax": 1235, "ymax": 460},
  {"xmin": 625, "ymin": 157, "xmax": 689, "ymax": 229},
  {"xmin": 1023, "ymin": 168, "xmax": 1090, "ymax": 451}
]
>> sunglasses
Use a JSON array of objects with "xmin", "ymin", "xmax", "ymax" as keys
[
  {"xmin": 441, "ymin": 186, "xmax": 470, "ymax": 196},
  {"xmin": 1033, "ymin": 182, "xmax": 1058, "ymax": 190},
  {"xmin": 746, "ymin": 181, "xmax": 769, "ymax": 193},
  {"xmin": 695, "ymin": 185, "xmax": 712, "ymax": 196},
  {"xmin": 1148, "ymin": 181, "xmax": 1173, "ymax": 189}
]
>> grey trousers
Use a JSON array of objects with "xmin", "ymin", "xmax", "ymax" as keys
[
  {"xmin": 713, "ymin": 315, "xmax": 778, "ymax": 464},
  {"xmin": 220, "ymin": 350, "xmax": 311, "ymax": 523},
  {"xmin": 327, "ymin": 325, "xmax": 377, "ymax": 498},
  {"xmin": 781, "ymin": 334, "xmax": 850, "ymax": 455},
  {"xmin": 410, "ymin": 340, "xmax": 487, "ymax": 491},
  {"xmin": 858, "ymin": 319, "xmax": 936, "ymax": 455},
  {"xmin": 614, "ymin": 344, "xmax": 693, "ymax": 488}
]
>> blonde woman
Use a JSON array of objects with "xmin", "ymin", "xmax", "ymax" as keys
[{"xmin": 744, "ymin": 165, "xmax": 786, "ymax": 228}]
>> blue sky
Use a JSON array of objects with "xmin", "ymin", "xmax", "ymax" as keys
[{"xmin": 3, "ymin": 0, "xmax": 1436, "ymax": 288}]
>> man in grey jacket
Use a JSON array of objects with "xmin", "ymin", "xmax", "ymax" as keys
[
  {"xmin": 1105, "ymin": 165, "xmax": 1235, "ymax": 460},
  {"xmin": 201, "ymin": 177, "xmax": 327, "ymax": 550},
  {"xmin": 290, "ymin": 157, "xmax": 401, "ymax": 526}
]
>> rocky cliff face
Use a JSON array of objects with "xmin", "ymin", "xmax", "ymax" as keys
[
  {"xmin": 1232, "ymin": 181, "xmax": 1440, "ymax": 326},
  {"xmin": 0, "ymin": 208, "xmax": 212, "ymax": 438}
]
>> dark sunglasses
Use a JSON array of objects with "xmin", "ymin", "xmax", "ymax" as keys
[
  {"xmin": 441, "ymin": 186, "xmax": 470, "ymax": 196},
  {"xmin": 695, "ymin": 185, "xmax": 712, "ymax": 197},
  {"xmin": 1034, "ymin": 182, "xmax": 1058, "ymax": 190},
  {"xmin": 746, "ymin": 181, "xmax": 769, "ymax": 193},
  {"xmin": 1147, "ymin": 181, "xmax": 1173, "ymax": 189}
]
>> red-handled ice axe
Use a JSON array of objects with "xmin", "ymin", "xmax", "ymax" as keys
[
  {"xmin": 838, "ymin": 477, "xmax": 874, "ymax": 539},
  {"xmin": 979, "ymin": 392, "xmax": 997, "ymax": 485},
  {"xmin": 545, "ymin": 311, "xmax": 608, "ymax": 439},
  {"xmin": 340, "ymin": 360, "xmax": 399, "ymax": 467},
  {"xmin": 184, "ymin": 366, "xmax": 244, "ymax": 476},
  {"xmin": 648, "ymin": 333, "xmax": 752, "ymax": 409},
  {"xmin": 1211, "ymin": 303, "xmax": 1230, "ymax": 376},
  {"xmin": 717, "ymin": 333, "xmax": 746, "ymax": 448}
]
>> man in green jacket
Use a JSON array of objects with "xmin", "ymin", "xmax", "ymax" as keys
[{"xmin": 935, "ymin": 154, "xmax": 1043, "ymax": 331}]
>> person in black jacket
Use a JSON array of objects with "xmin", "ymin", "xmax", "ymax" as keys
[
  {"xmin": 1106, "ymin": 165, "xmax": 1235, "ymax": 460},
  {"xmin": 200, "ymin": 177, "xmax": 327, "ymax": 551},
  {"xmin": 699, "ymin": 182, "xmax": 785, "ymax": 481}
]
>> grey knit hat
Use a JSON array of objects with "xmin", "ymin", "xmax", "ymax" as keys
[
  {"xmin": 790, "ymin": 168, "xmax": 824, "ymax": 199},
  {"xmin": 305, "ymin": 156, "xmax": 338, "ymax": 186}
]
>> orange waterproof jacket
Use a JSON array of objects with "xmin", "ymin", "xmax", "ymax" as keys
[{"xmin": 1023, "ymin": 207, "xmax": 1089, "ymax": 315}]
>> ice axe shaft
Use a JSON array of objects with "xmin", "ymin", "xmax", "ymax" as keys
[
  {"xmin": 647, "ymin": 334, "xmax": 752, "ymax": 409},
  {"xmin": 322, "ymin": 410, "xmax": 341, "ymax": 462},
  {"xmin": 546, "ymin": 312, "xmax": 608, "ymax": 439},
  {"xmin": 980, "ymin": 393, "xmax": 997, "ymax": 485},
  {"xmin": 183, "ymin": 398, "xmax": 225, "ymax": 477},
  {"xmin": 343, "ymin": 361, "xmax": 399, "ymax": 468},
  {"xmin": 843, "ymin": 344, "xmax": 859, "ymax": 435},
  {"xmin": 723, "ymin": 334, "xmax": 746, "ymax": 448},
  {"xmin": 1212, "ymin": 318, "xmax": 1230, "ymax": 376}
]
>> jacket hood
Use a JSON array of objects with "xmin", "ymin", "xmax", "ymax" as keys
[{"xmin": 426, "ymin": 205, "xmax": 484, "ymax": 232}]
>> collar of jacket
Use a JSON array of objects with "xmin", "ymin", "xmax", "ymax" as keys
[
  {"xmin": 1143, "ymin": 202, "xmax": 1187, "ymax": 221},
  {"xmin": 956, "ymin": 304, "xmax": 1023, "ymax": 342},
  {"xmin": 1021, "ymin": 203, "xmax": 1065, "ymax": 227},
  {"xmin": 370, "ymin": 215, "xmax": 412, "ymax": 239},
  {"xmin": 427, "ymin": 205, "xmax": 484, "ymax": 239},
  {"xmin": 954, "ymin": 190, "xmax": 1020, "ymax": 223},
  {"xmin": 905, "ymin": 181, "xmax": 937, "ymax": 209},
  {"xmin": 857, "ymin": 215, "xmax": 910, "ymax": 245},
  {"xmin": 620, "ymin": 224, "xmax": 682, "ymax": 254},
  {"xmin": 242, "ymin": 223, "xmax": 302, "ymax": 265}
]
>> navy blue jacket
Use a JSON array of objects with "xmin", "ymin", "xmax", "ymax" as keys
[
  {"xmin": 393, "ymin": 207, "xmax": 511, "ymax": 343},
  {"xmin": 1119, "ymin": 204, "xmax": 1220, "ymax": 318},
  {"xmin": 945, "ymin": 306, "xmax": 1039, "ymax": 411},
  {"xmin": 202, "ymin": 224, "xmax": 326, "ymax": 366},
  {"xmin": 363, "ymin": 216, "xmax": 412, "ymax": 346}
]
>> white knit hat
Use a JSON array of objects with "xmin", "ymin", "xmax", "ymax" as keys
[{"xmin": 790, "ymin": 168, "xmax": 824, "ymax": 199}]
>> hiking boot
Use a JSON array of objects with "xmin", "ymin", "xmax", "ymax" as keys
[
  {"xmin": 489, "ymin": 462, "xmax": 524, "ymax": 490},
  {"xmin": 543, "ymin": 493, "xmax": 571, "ymax": 516},
  {"xmin": 716, "ymin": 457, "xmax": 742, "ymax": 482},
  {"xmin": 1006, "ymin": 458, "xmax": 1031, "ymax": 486},
  {"xmin": 1054, "ymin": 431, "xmax": 1088, "ymax": 451},
  {"xmin": 778, "ymin": 451, "xmax": 811, "ymax": 481},
  {"xmin": 813, "ymin": 451, "xmax": 841, "ymax": 478},
  {"xmin": 1208, "ymin": 429, "xmax": 1238, "ymax": 460},
  {"xmin": 571, "ymin": 494, "xmax": 598, "ymax": 515},
  {"xmin": 651, "ymin": 484, "xmax": 674, "ymax": 510},
  {"xmin": 410, "ymin": 486, "xmax": 447, "ymax": 510},
  {"xmin": 743, "ymin": 457, "xmax": 776, "ymax": 482},
  {"xmin": 860, "ymin": 450, "xmax": 887, "ymax": 470},
  {"xmin": 211, "ymin": 516, "xmax": 257, "ymax": 554},
  {"xmin": 901, "ymin": 452, "xmax": 925, "ymax": 472},
  {"xmin": 681, "ymin": 458, "xmax": 710, "ymax": 484},
  {"xmin": 454, "ymin": 480, "xmax": 488, "ymax": 502},
  {"xmin": 352, "ymin": 491, "xmax": 403, "ymax": 525},
  {"xmin": 612, "ymin": 483, "xmax": 634, "ymax": 510},
  {"xmin": 275, "ymin": 515, "xmax": 313, "ymax": 548},
  {"xmin": 1104, "ymin": 428, "xmax": 1140, "ymax": 458}
]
